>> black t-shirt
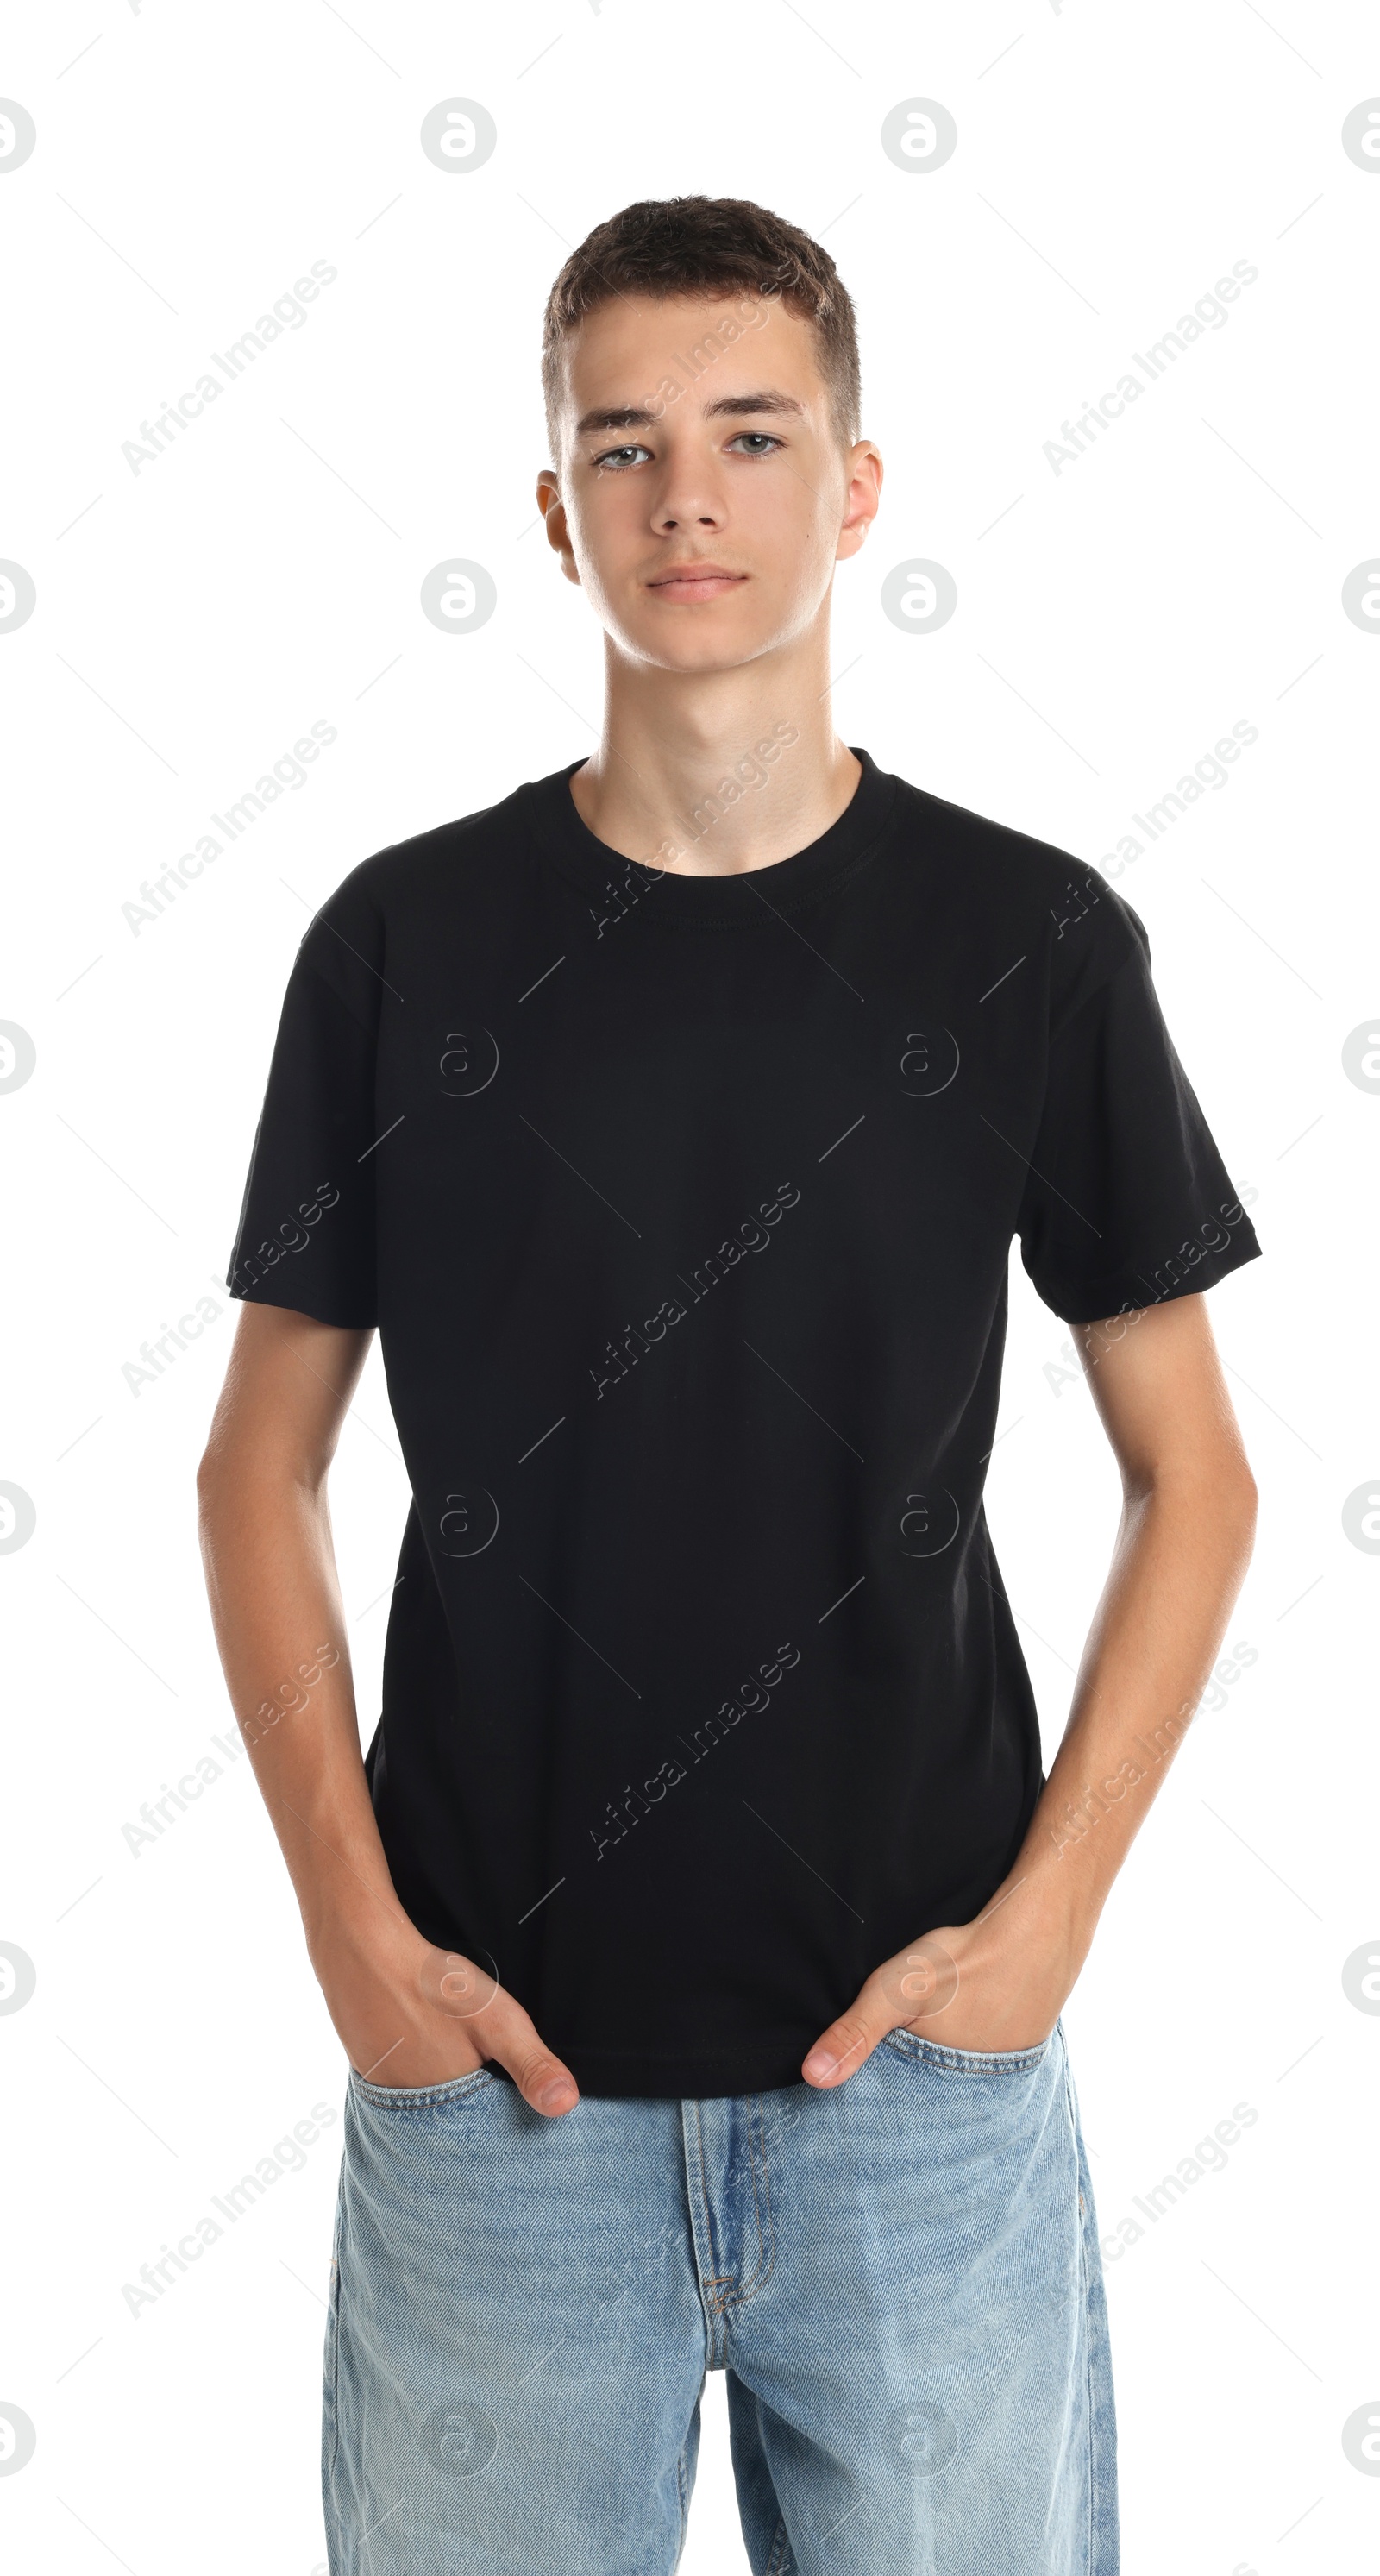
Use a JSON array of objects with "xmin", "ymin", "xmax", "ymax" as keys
[{"xmin": 227, "ymin": 745, "xmax": 1260, "ymax": 2097}]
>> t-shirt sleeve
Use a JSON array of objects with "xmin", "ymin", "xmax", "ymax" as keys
[
  {"xmin": 226, "ymin": 891, "xmax": 383, "ymax": 1329},
  {"xmin": 1016, "ymin": 898, "xmax": 1261, "ymax": 1323}
]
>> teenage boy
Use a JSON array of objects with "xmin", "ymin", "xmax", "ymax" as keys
[{"xmin": 198, "ymin": 197, "xmax": 1260, "ymax": 2576}]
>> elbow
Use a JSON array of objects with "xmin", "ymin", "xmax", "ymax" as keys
[
  {"xmin": 1198, "ymin": 1449, "xmax": 1258, "ymax": 1579},
  {"xmin": 1223, "ymin": 1455, "xmax": 1258, "ymax": 1550},
  {"xmin": 196, "ymin": 1433, "xmax": 248, "ymax": 1527},
  {"xmin": 1125, "ymin": 1446, "xmax": 1258, "ymax": 1562},
  {"xmin": 1214, "ymin": 1434, "xmax": 1258, "ymax": 1524},
  {"xmin": 195, "ymin": 1447, "xmax": 226, "ymax": 1543},
  {"xmin": 196, "ymin": 1432, "xmax": 329, "ymax": 1520}
]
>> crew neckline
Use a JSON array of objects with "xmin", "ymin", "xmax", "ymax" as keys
[{"xmin": 526, "ymin": 744, "xmax": 899, "ymax": 927}]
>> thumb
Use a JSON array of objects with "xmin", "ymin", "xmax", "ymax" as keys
[
  {"xmin": 801, "ymin": 1936, "xmax": 959, "ymax": 2087},
  {"xmin": 801, "ymin": 1982, "xmax": 894, "ymax": 2085},
  {"xmin": 486, "ymin": 1992, "xmax": 580, "ymax": 2118},
  {"xmin": 423, "ymin": 1946, "xmax": 580, "ymax": 2117}
]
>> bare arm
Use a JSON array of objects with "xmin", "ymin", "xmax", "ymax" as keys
[
  {"xmin": 802, "ymin": 1291, "xmax": 1258, "ymax": 2080},
  {"xmin": 197, "ymin": 1302, "xmax": 579, "ymax": 2112}
]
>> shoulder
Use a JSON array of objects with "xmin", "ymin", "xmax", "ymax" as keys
[
  {"xmin": 885, "ymin": 771, "xmax": 1151, "ymax": 1026},
  {"xmin": 291, "ymin": 778, "xmax": 535, "ymax": 1015},
  {"xmin": 316, "ymin": 777, "xmax": 533, "ymax": 933}
]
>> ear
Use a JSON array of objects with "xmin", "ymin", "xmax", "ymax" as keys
[
  {"xmin": 536, "ymin": 469, "xmax": 581, "ymax": 587},
  {"xmin": 837, "ymin": 440, "xmax": 883, "ymax": 564}
]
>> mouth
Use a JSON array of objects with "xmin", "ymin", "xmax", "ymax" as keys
[{"xmin": 644, "ymin": 566, "xmax": 748, "ymax": 602}]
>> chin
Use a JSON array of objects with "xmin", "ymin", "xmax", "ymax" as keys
[{"xmin": 620, "ymin": 619, "xmax": 779, "ymax": 676}]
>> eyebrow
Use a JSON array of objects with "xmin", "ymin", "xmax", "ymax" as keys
[{"xmin": 574, "ymin": 391, "xmax": 806, "ymax": 437}]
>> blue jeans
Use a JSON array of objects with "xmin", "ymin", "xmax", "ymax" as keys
[{"xmin": 323, "ymin": 2019, "xmax": 1118, "ymax": 2573}]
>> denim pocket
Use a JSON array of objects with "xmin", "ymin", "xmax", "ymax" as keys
[
  {"xmin": 348, "ymin": 2063, "xmax": 498, "ymax": 2110},
  {"xmin": 881, "ymin": 2027, "xmax": 1055, "ymax": 2077}
]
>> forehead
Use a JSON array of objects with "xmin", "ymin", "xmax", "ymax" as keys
[{"xmin": 555, "ymin": 290, "xmax": 827, "ymax": 429}]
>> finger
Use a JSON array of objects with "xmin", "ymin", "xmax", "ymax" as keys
[
  {"xmin": 483, "ymin": 1995, "xmax": 580, "ymax": 2116},
  {"xmin": 421, "ymin": 1946, "xmax": 499, "ymax": 2021},
  {"xmin": 802, "ymin": 1936, "xmax": 963, "ymax": 2085},
  {"xmin": 509, "ymin": 2045, "xmax": 580, "ymax": 2118},
  {"xmin": 890, "ymin": 1934, "xmax": 961, "ymax": 2022},
  {"xmin": 419, "ymin": 1945, "xmax": 580, "ymax": 2114},
  {"xmin": 801, "ymin": 2002, "xmax": 887, "ymax": 2087}
]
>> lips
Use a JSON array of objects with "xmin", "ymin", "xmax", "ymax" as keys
[{"xmin": 646, "ymin": 566, "xmax": 747, "ymax": 599}]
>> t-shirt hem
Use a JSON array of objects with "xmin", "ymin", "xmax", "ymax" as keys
[
  {"xmin": 226, "ymin": 1273, "xmax": 378, "ymax": 1331},
  {"xmin": 545, "ymin": 2039, "xmax": 819, "ymax": 2099},
  {"xmin": 1038, "ymin": 1225, "xmax": 1261, "ymax": 1325}
]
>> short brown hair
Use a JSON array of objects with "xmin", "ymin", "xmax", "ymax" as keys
[{"xmin": 541, "ymin": 195, "xmax": 861, "ymax": 458}]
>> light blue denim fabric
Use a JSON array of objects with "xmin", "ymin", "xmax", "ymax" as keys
[{"xmin": 323, "ymin": 2017, "xmax": 1117, "ymax": 2573}]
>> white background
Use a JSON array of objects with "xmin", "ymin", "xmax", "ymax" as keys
[{"xmin": 2, "ymin": 1, "xmax": 1377, "ymax": 2569}]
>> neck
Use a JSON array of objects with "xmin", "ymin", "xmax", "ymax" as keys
[{"xmin": 568, "ymin": 612, "xmax": 861, "ymax": 876}]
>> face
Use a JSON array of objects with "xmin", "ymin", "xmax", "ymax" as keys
[{"xmin": 537, "ymin": 291, "xmax": 881, "ymax": 675}]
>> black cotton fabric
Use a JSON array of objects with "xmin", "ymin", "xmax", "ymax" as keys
[{"xmin": 226, "ymin": 747, "xmax": 1260, "ymax": 2097}]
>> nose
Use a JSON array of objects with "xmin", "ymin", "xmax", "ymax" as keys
[
  {"xmin": 652, "ymin": 500, "xmax": 722, "ymax": 531},
  {"xmin": 650, "ymin": 459, "xmax": 724, "ymax": 534}
]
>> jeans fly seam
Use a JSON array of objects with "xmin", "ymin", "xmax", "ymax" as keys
[
  {"xmin": 723, "ymin": 2094, "xmax": 776, "ymax": 2309},
  {"xmin": 688, "ymin": 2098, "xmax": 730, "ymax": 2359}
]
